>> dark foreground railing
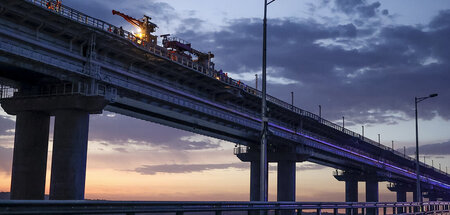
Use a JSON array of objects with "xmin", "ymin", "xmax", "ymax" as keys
[{"xmin": 0, "ymin": 200, "xmax": 449, "ymax": 215}]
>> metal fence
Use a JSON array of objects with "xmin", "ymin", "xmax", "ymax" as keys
[{"xmin": 0, "ymin": 200, "xmax": 449, "ymax": 215}]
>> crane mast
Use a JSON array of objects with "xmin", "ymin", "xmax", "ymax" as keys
[{"xmin": 112, "ymin": 10, "xmax": 158, "ymax": 46}]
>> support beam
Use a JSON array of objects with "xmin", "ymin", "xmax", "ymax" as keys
[
  {"xmin": 49, "ymin": 109, "xmax": 90, "ymax": 200},
  {"xmin": 9, "ymin": 111, "xmax": 50, "ymax": 200},
  {"xmin": 366, "ymin": 180, "xmax": 378, "ymax": 215},
  {"xmin": 277, "ymin": 160, "xmax": 295, "ymax": 202}
]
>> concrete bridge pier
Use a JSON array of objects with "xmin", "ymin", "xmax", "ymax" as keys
[
  {"xmin": 365, "ymin": 179, "xmax": 379, "ymax": 215},
  {"xmin": 396, "ymin": 191, "xmax": 406, "ymax": 213},
  {"xmin": 48, "ymin": 96, "xmax": 108, "ymax": 200},
  {"xmin": 387, "ymin": 182, "xmax": 413, "ymax": 214},
  {"xmin": 277, "ymin": 160, "xmax": 295, "ymax": 201},
  {"xmin": 334, "ymin": 172, "xmax": 358, "ymax": 215},
  {"xmin": 277, "ymin": 159, "xmax": 296, "ymax": 215},
  {"xmin": 250, "ymin": 160, "xmax": 260, "ymax": 201},
  {"xmin": 235, "ymin": 144, "xmax": 307, "ymax": 215},
  {"xmin": 49, "ymin": 109, "xmax": 90, "ymax": 200},
  {"xmin": 346, "ymin": 179, "xmax": 358, "ymax": 215},
  {"xmin": 1, "ymin": 95, "xmax": 108, "ymax": 200},
  {"xmin": 0, "ymin": 105, "xmax": 51, "ymax": 199}
]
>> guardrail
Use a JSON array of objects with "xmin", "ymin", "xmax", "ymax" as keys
[
  {"xmin": 0, "ymin": 200, "xmax": 449, "ymax": 215},
  {"xmin": 22, "ymin": 0, "xmax": 448, "ymax": 178},
  {"xmin": 0, "ymin": 82, "xmax": 116, "ymax": 101}
]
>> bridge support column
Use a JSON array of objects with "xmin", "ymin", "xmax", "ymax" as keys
[
  {"xmin": 396, "ymin": 191, "xmax": 406, "ymax": 214},
  {"xmin": 345, "ymin": 179, "xmax": 358, "ymax": 215},
  {"xmin": 49, "ymin": 109, "xmax": 90, "ymax": 200},
  {"xmin": 365, "ymin": 180, "xmax": 378, "ymax": 215},
  {"xmin": 2, "ymin": 108, "xmax": 51, "ymax": 200},
  {"xmin": 3, "ymin": 94, "xmax": 109, "ymax": 200},
  {"xmin": 48, "ymin": 96, "xmax": 108, "ymax": 200},
  {"xmin": 277, "ymin": 160, "xmax": 295, "ymax": 201},
  {"xmin": 250, "ymin": 160, "xmax": 261, "ymax": 201},
  {"xmin": 277, "ymin": 160, "xmax": 295, "ymax": 215}
]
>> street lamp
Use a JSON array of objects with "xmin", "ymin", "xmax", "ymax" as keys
[
  {"xmin": 415, "ymin": 93, "xmax": 438, "ymax": 203},
  {"xmin": 319, "ymin": 105, "xmax": 322, "ymax": 118},
  {"xmin": 260, "ymin": 0, "xmax": 277, "ymax": 202},
  {"xmin": 291, "ymin": 91, "xmax": 294, "ymax": 110}
]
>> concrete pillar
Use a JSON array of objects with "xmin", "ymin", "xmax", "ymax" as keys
[
  {"xmin": 412, "ymin": 190, "xmax": 418, "ymax": 202},
  {"xmin": 277, "ymin": 160, "xmax": 295, "ymax": 201},
  {"xmin": 345, "ymin": 179, "xmax": 358, "ymax": 202},
  {"xmin": 345, "ymin": 180, "xmax": 358, "ymax": 215},
  {"xmin": 366, "ymin": 180, "xmax": 378, "ymax": 215},
  {"xmin": 9, "ymin": 111, "xmax": 50, "ymax": 200},
  {"xmin": 277, "ymin": 160, "xmax": 295, "ymax": 215},
  {"xmin": 250, "ymin": 160, "xmax": 260, "ymax": 201},
  {"xmin": 49, "ymin": 109, "xmax": 90, "ymax": 200},
  {"xmin": 396, "ymin": 191, "xmax": 406, "ymax": 214}
]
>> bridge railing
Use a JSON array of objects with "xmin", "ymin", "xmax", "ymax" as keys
[
  {"xmin": 1, "ymin": 200, "xmax": 449, "ymax": 215},
  {"xmin": 0, "ymin": 82, "xmax": 116, "ymax": 101},
  {"xmin": 23, "ymin": 0, "xmax": 448, "ymax": 177}
]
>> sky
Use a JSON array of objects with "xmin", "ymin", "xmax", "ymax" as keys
[{"xmin": 1, "ymin": 0, "xmax": 450, "ymax": 202}]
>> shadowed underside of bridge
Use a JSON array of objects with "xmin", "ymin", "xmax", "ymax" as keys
[{"xmin": 0, "ymin": 0, "xmax": 449, "ymax": 209}]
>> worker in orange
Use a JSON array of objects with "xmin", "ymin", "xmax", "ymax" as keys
[
  {"xmin": 56, "ymin": 0, "xmax": 62, "ymax": 12},
  {"xmin": 46, "ymin": 0, "xmax": 54, "ymax": 10}
]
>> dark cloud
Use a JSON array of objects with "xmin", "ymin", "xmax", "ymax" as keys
[
  {"xmin": 333, "ymin": 0, "xmax": 383, "ymax": 18},
  {"xmin": 176, "ymin": 8, "xmax": 450, "ymax": 125},
  {"xmin": 404, "ymin": 141, "xmax": 450, "ymax": 155},
  {"xmin": 89, "ymin": 112, "xmax": 221, "ymax": 150},
  {"xmin": 0, "ymin": 146, "xmax": 12, "ymax": 174},
  {"xmin": 429, "ymin": 10, "xmax": 450, "ymax": 30},
  {"xmin": 134, "ymin": 163, "xmax": 248, "ymax": 175},
  {"xmin": 0, "ymin": 116, "xmax": 14, "ymax": 136}
]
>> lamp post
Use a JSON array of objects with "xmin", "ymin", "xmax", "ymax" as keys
[
  {"xmin": 261, "ymin": 0, "xmax": 276, "ymax": 202},
  {"xmin": 415, "ymin": 93, "xmax": 438, "ymax": 203},
  {"xmin": 291, "ymin": 91, "xmax": 294, "ymax": 110},
  {"xmin": 319, "ymin": 105, "xmax": 322, "ymax": 118},
  {"xmin": 362, "ymin": 125, "xmax": 364, "ymax": 140}
]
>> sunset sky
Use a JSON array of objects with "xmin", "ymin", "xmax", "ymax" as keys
[{"xmin": 1, "ymin": 0, "xmax": 450, "ymax": 202}]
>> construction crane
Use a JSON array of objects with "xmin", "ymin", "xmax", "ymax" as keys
[
  {"xmin": 160, "ymin": 34, "xmax": 214, "ymax": 69},
  {"xmin": 112, "ymin": 10, "xmax": 158, "ymax": 46}
]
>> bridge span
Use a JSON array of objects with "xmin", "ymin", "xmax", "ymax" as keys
[{"xmin": 0, "ymin": 0, "xmax": 449, "ymax": 209}]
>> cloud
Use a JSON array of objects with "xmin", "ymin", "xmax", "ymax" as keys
[
  {"xmin": 63, "ymin": 0, "xmax": 178, "ymax": 34},
  {"xmin": 0, "ymin": 146, "xmax": 12, "ymax": 174},
  {"xmin": 296, "ymin": 163, "xmax": 326, "ymax": 171},
  {"xmin": 134, "ymin": 163, "xmax": 248, "ymax": 175},
  {"xmin": 333, "ymin": 0, "xmax": 385, "ymax": 18},
  {"xmin": 0, "ymin": 116, "xmax": 14, "ymax": 136},
  {"xmin": 134, "ymin": 162, "xmax": 326, "ymax": 175},
  {"xmin": 89, "ymin": 112, "xmax": 222, "ymax": 150},
  {"xmin": 404, "ymin": 141, "xmax": 450, "ymax": 155},
  {"xmin": 175, "ymin": 7, "xmax": 450, "ymax": 125}
]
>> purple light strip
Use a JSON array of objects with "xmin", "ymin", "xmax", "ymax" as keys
[
  {"xmin": 267, "ymin": 122, "xmax": 450, "ymax": 189},
  {"xmin": 121, "ymin": 74, "xmax": 450, "ymax": 190}
]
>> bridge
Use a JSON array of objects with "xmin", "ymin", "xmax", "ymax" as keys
[{"xmin": 0, "ymin": 0, "xmax": 449, "ymax": 213}]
